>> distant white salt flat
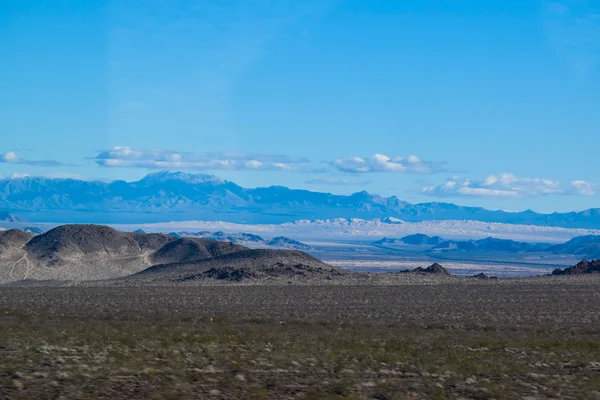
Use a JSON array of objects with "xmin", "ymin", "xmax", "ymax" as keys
[
  {"xmin": 113, "ymin": 218, "xmax": 600, "ymax": 243},
  {"xmin": 329, "ymin": 260, "xmax": 555, "ymax": 277},
  {"xmin": 302, "ymin": 241, "xmax": 372, "ymax": 247}
]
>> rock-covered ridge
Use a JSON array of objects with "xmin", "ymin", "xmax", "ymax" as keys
[
  {"xmin": 552, "ymin": 259, "xmax": 600, "ymax": 275},
  {"xmin": 411, "ymin": 263, "xmax": 451, "ymax": 275},
  {"xmin": 150, "ymin": 238, "xmax": 248, "ymax": 265},
  {"xmin": 24, "ymin": 225, "xmax": 173, "ymax": 261},
  {"xmin": 0, "ymin": 224, "xmax": 334, "ymax": 284},
  {"xmin": 135, "ymin": 249, "xmax": 341, "ymax": 282}
]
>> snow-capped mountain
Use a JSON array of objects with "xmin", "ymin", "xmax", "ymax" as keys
[{"xmin": 1, "ymin": 172, "xmax": 600, "ymax": 228}]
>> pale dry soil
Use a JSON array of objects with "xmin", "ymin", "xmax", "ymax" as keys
[
  {"xmin": 0, "ymin": 251, "xmax": 155, "ymax": 284},
  {"xmin": 0, "ymin": 277, "xmax": 599, "ymax": 399}
]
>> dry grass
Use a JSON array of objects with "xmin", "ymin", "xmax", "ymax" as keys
[{"xmin": 0, "ymin": 280, "xmax": 599, "ymax": 399}]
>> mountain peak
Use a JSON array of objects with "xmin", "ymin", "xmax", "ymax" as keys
[
  {"xmin": 140, "ymin": 171, "xmax": 223, "ymax": 185},
  {"xmin": 0, "ymin": 212, "xmax": 24, "ymax": 223},
  {"xmin": 350, "ymin": 190, "xmax": 371, "ymax": 198},
  {"xmin": 381, "ymin": 217, "xmax": 404, "ymax": 224}
]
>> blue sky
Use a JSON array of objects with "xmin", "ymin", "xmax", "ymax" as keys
[{"xmin": 1, "ymin": 0, "xmax": 599, "ymax": 213}]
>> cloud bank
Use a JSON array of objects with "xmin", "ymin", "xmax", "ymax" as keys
[
  {"xmin": 423, "ymin": 173, "xmax": 596, "ymax": 198},
  {"xmin": 0, "ymin": 151, "xmax": 69, "ymax": 167},
  {"xmin": 332, "ymin": 154, "xmax": 444, "ymax": 174},
  {"xmin": 93, "ymin": 146, "xmax": 322, "ymax": 172}
]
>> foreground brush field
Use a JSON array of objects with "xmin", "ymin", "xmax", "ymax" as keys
[{"xmin": 1, "ymin": 277, "xmax": 600, "ymax": 399}]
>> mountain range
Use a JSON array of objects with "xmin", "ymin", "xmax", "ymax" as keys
[
  {"xmin": 169, "ymin": 231, "xmax": 312, "ymax": 250},
  {"xmin": 373, "ymin": 233, "xmax": 600, "ymax": 259},
  {"xmin": 1, "ymin": 171, "xmax": 600, "ymax": 228},
  {"xmin": 430, "ymin": 237, "xmax": 553, "ymax": 253}
]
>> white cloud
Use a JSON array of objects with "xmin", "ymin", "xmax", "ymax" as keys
[
  {"xmin": 93, "ymin": 146, "xmax": 322, "ymax": 172},
  {"xmin": 332, "ymin": 153, "xmax": 444, "ymax": 174},
  {"xmin": 0, "ymin": 151, "xmax": 70, "ymax": 167},
  {"xmin": 423, "ymin": 173, "xmax": 597, "ymax": 198},
  {"xmin": 571, "ymin": 180, "xmax": 596, "ymax": 196},
  {"xmin": 243, "ymin": 160, "xmax": 263, "ymax": 169},
  {"xmin": 2, "ymin": 152, "xmax": 19, "ymax": 162}
]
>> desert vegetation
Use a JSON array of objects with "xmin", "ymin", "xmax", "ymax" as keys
[{"xmin": 1, "ymin": 278, "xmax": 599, "ymax": 399}]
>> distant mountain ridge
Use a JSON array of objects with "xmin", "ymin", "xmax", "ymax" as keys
[
  {"xmin": 2, "ymin": 171, "xmax": 600, "ymax": 228},
  {"xmin": 374, "ymin": 234, "xmax": 445, "ymax": 246},
  {"xmin": 0, "ymin": 212, "xmax": 23, "ymax": 223},
  {"xmin": 373, "ymin": 233, "xmax": 600, "ymax": 254},
  {"xmin": 431, "ymin": 237, "xmax": 553, "ymax": 253},
  {"xmin": 547, "ymin": 235, "xmax": 600, "ymax": 259},
  {"xmin": 173, "ymin": 231, "xmax": 312, "ymax": 250}
]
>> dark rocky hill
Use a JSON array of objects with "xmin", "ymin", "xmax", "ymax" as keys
[
  {"xmin": 25, "ymin": 225, "xmax": 144, "ymax": 260},
  {"xmin": 150, "ymin": 238, "xmax": 247, "ymax": 265},
  {"xmin": 471, "ymin": 273, "xmax": 497, "ymax": 279},
  {"xmin": 0, "ymin": 224, "xmax": 331, "ymax": 284},
  {"xmin": 136, "ymin": 249, "xmax": 340, "ymax": 282},
  {"xmin": 412, "ymin": 263, "xmax": 451, "ymax": 275},
  {"xmin": 131, "ymin": 232, "xmax": 175, "ymax": 251},
  {"xmin": 552, "ymin": 259, "xmax": 600, "ymax": 275}
]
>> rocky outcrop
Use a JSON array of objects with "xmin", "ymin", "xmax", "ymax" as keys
[
  {"xmin": 408, "ymin": 263, "xmax": 451, "ymax": 275},
  {"xmin": 552, "ymin": 259, "xmax": 600, "ymax": 275}
]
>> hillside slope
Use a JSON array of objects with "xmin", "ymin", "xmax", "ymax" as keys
[
  {"xmin": 0, "ymin": 229, "xmax": 33, "ymax": 250},
  {"xmin": 134, "ymin": 249, "xmax": 343, "ymax": 283},
  {"xmin": 547, "ymin": 235, "xmax": 600, "ymax": 258},
  {"xmin": 0, "ymin": 224, "xmax": 329, "ymax": 284},
  {"xmin": 150, "ymin": 238, "xmax": 247, "ymax": 264}
]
